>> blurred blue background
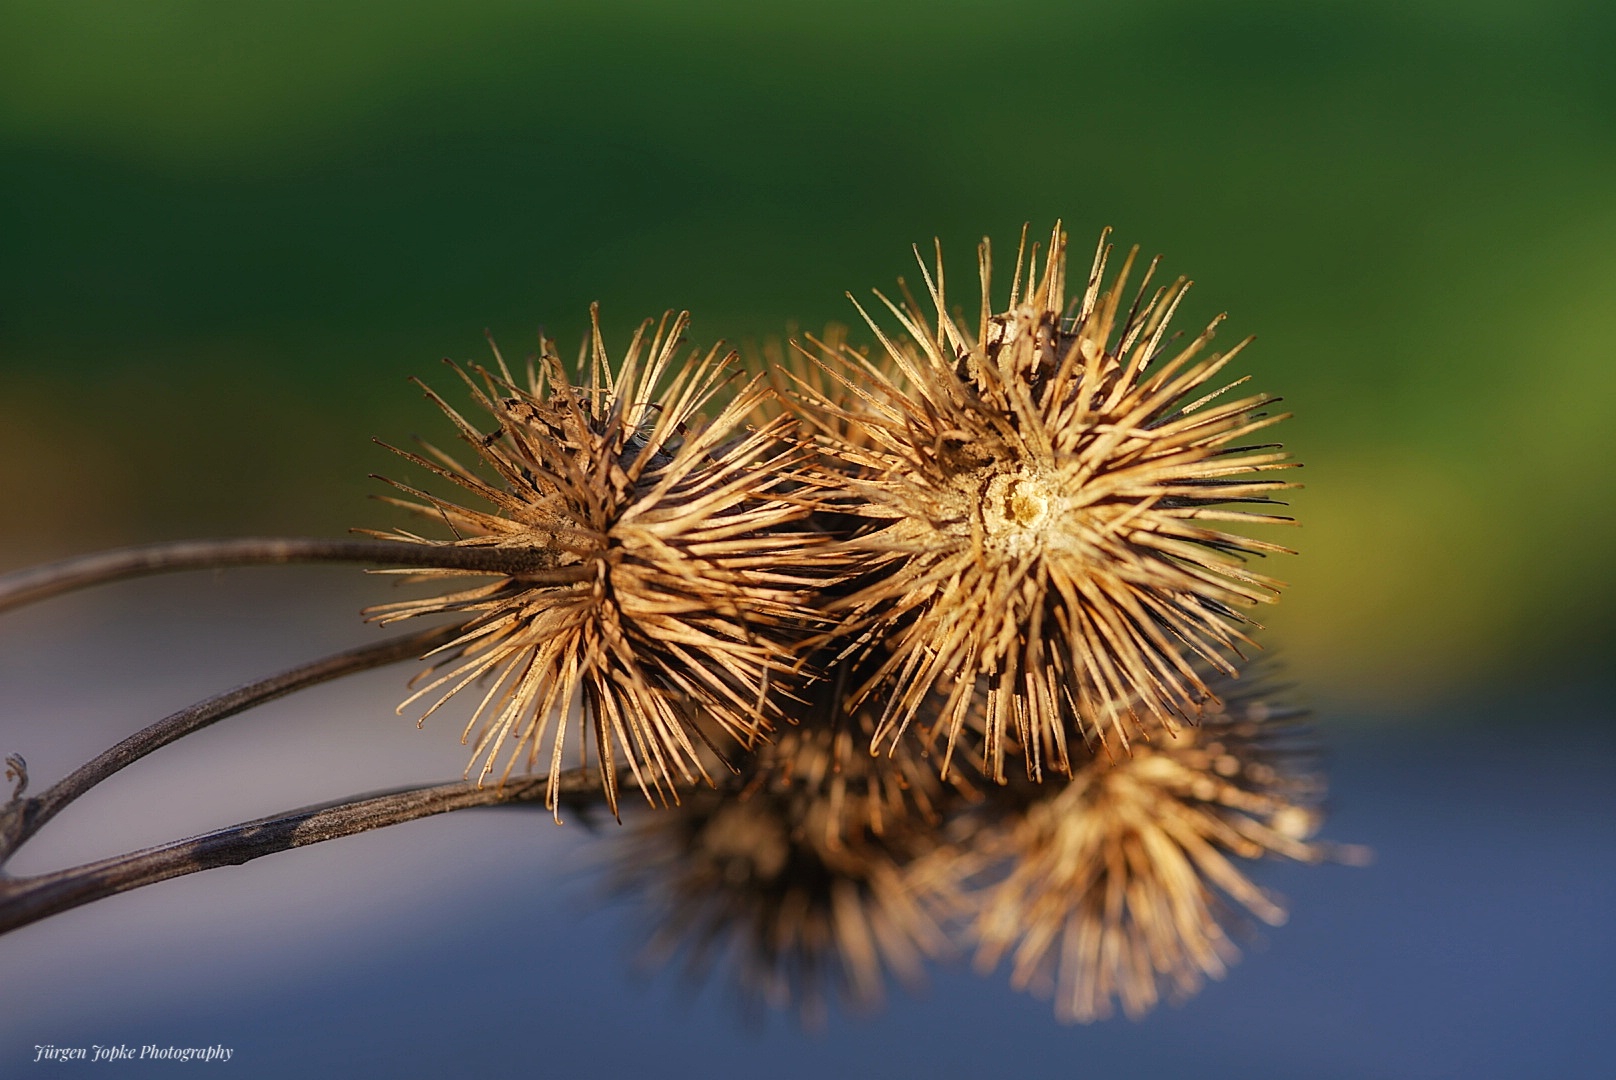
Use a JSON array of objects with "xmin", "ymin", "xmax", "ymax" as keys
[
  {"xmin": 2, "ymin": 1, "xmax": 1613, "ymax": 1075},
  {"xmin": 3, "ymin": 581, "xmax": 1611, "ymax": 1078}
]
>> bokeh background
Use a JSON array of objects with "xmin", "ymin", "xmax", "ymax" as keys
[{"xmin": 2, "ymin": 2, "xmax": 1612, "ymax": 1077}]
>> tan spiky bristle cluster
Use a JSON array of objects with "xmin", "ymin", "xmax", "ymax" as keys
[
  {"xmin": 613, "ymin": 670, "xmax": 1346, "ymax": 1025},
  {"xmin": 792, "ymin": 224, "xmax": 1298, "ymax": 782},
  {"xmin": 366, "ymin": 306, "xmax": 842, "ymax": 816},
  {"xmin": 969, "ymin": 685, "xmax": 1355, "ymax": 1023},
  {"xmin": 610, "ymin": 723, "xmax": 973, "ymax": 1025},
  {"xmin": 372, "ymin": 224, "xmax": 1354, "ymax": 1022},
  {"xmin": 740, "ymin": 644, "xmax": 987, "ymax": 847}
]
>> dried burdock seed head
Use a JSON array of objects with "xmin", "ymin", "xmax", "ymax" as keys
[
  {"xmin": 741, "ymin": 650, "xmax": 984, "ymax": 849},
  {"xmin": 610, "ymin": 655, "xmax": 984, "ymax": 1025},
  {"xmin": 365, "ymin": 307, "xmax": 842, "ymax": 817},
  {"xmin": 969, "ymin": 681, "xmax": 1360, "ymax": 1023},
  {"xmin": 793, "ymin": 223, "xmax": 1299, "ymax": 782}
]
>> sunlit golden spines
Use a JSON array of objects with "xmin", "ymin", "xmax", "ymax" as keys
[
  {"xmin": 609, "ymin": 648, "xmax": 984, "ymax": 1024},
  {"xmin": 365, "ymin": 306, "xmax": 842, "ymax": 816},
  {"xmin": 743, "ymin": 650, "xmax": 984, "ymax": 849},
  {"xmin": 791, "ymin": 225, "xmax": 1299, "ymax": 782},
  {"xmin": 611, "ymin": 784, "xmax": 968, "ymax": 1026},
  {"xmin": 969, "ymin": 686, "xmax": 1349, "ymax": 1023},
  {"xmin": 616, "ymin": 797, "xmax": 936, "ymax": 1025}
]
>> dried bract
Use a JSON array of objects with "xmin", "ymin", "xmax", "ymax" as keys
[
  {"xmin": 795, "ymin": 225, "xmax": 1297, "ymax": 781},
  {"xmin": 750, "ymin": 648, "xmax": 986, "ymax": 845},
  {"xmin": 971, "ymin": 685, "xmax": 1338, "ymax": 1022},
  {"xmin": 613, "ymin": 686, "xmax": 977, "ymax": 1025},
  {"xmin": 367, "ymin": 308, "xmax": 836, "ymax": 815}
]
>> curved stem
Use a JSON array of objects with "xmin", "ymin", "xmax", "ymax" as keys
[
  {"xmin": 0, "ymin": 623, "xmax": 466, "ymax": 864},
  {"xmin": 0, "ymin": 769, "xmax": 602, "ymax": 937},
  {"xmin": 0, "ymin": 537, "xmax": 571, "ymax": 615}
]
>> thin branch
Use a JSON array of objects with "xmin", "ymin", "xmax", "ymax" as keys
[
  {"xmin": 0, "ymin": 623, "xmax": 467, "ymax": 865},
  {"xmin": 0, "ymin": 769, "xmax": 602, "ymax": 938},
  {"xmin": 0, "ymin": 537, "xmax": 559, "ymax": 615}
]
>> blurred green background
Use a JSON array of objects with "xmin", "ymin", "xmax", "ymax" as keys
[{"xmin": 2, "ymin": 0, "xmax": 1612, "ymax": 702}]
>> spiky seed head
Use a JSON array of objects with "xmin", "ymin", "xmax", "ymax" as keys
[
  {"xmin": 794, "ymin": 224, "xmax": 1299, "ymax": 782},
  {"xmin": 740, "ymin": 645, "xmax": 985, "ymax": 849},
  {"xmin": 365, "ymin": 307, "xmax": 840, "ymax": 817},
  {"xmin": 609, "ymin": 722, "xmax": 974, "ymax": 1026},
  {"xmin": 969, "ymin": 682, "xmax": 1354, "ymax": 1023}
]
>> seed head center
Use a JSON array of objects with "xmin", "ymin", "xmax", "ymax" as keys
[{"xmin": 982, "ymin": 469, "xmax": 1062, "ymax": 557}]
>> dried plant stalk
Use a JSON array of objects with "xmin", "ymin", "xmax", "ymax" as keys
[{"xmin": 0, "ymin": 769, "xmax": 598, "ymax": 937}]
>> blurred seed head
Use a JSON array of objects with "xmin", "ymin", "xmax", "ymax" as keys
[
  {"xmin": 365, "ymin": 307, "xmax": 842, "ymax": 816},
  {"xmin": 611, "ymin": 672, "xmax": 981, "ymax": 1025},
  {"xmin": 610, "ymin": 664, "xmax": 1359, "ymax": 1027},
  {"xmin": 792, "ymin": 224, "xmax": 1299, "ymax": 782},
  {"xmin": 969, "ymin": 680, "xmax": 1358, "ymax": 1023}
]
